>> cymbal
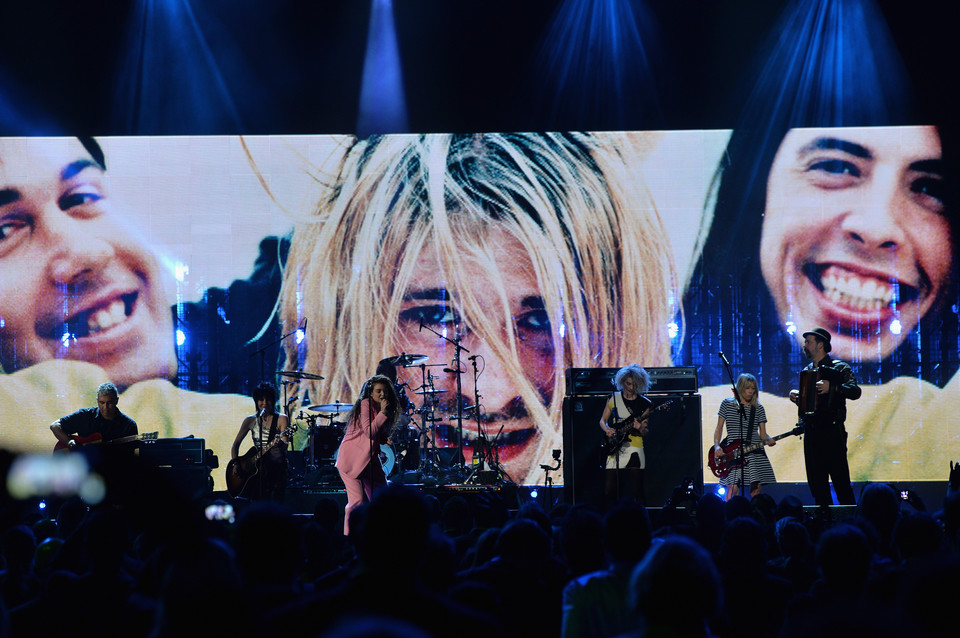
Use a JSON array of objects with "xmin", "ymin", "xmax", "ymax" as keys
[
  {"xmin": 277, "ymin": 370, "xmax": 325, "ymax": 381},
  {"xmin": 307, "ymin": 402, "xmax": 353, "ymax": 413},
  {"xmin": 384, "ymin": 353, "xmax": 428, "ymax": 367},
  {"xmin": 414, "ymin": 388, "xmax": 447, "ymax": 395}
]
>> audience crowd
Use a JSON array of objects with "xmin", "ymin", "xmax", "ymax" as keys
[{"xmin": 0, "ymin": 449, "xmax": 958, "ymax": 638}]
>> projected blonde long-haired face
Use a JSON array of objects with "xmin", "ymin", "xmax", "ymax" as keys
[{"xmin": 282, "ymin": 133, "xmax": 678, "ymax": 484}]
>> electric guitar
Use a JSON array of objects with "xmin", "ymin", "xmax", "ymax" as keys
[
  {"xmin": 602, "ymin": 400, "xmax": 677, "ymax": 457},
  {"xmin": 225, "ymin": 423, "xmax": 298, "ymax": 498},
  {"xmin": 53, "ymin": 431, "xmax": 158, "ymax": 453},
  {"xmin": 708, "ymin": 425, "xmax": 803, "ymax": 478}
]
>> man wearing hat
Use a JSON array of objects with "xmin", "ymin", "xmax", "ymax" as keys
[{"xmin": 789, "ymin": 327, "xmax": 861, "ymax": 506}]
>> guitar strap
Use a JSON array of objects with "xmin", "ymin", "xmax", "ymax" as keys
[
  {"xmin": 268, "ymin": 414, "xmax": 281, "ymax": 455},
  {"xmin": 249, "ymin": 414, "xmax": 280, "ymax": 454}
]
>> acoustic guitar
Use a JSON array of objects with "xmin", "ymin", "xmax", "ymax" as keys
[{"xmin": 225, "ymin": 423, "xmax": 298, "ymax": 498}]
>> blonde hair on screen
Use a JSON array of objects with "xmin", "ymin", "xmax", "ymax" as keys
[{"xmin": 280, "ymin": 132, "xmax": 679, "ymax": 482}]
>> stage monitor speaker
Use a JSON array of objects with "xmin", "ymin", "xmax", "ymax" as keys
[{"xmin": 562, "ymin": 394, "xmax": 703, "ymax": 508}]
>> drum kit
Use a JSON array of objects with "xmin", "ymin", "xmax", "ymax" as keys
[{"xmin": 279, "ymin": 351, "xmax": 510, "ymax": 486}]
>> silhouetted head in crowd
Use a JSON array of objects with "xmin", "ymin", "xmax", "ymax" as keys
[
  {"xmin": 604, "ymin": 500, "xmax": 651, "ymax": 565},
  {"xmin": 816, "ymin": 523, "xmax": 872, "ymax": 593},
  {"xmin": 629, "ymin": 535, "xmax": 723, "ymax": 636},
  {"xmin": 893, "ymin": 511, "xmax": 944, "ymax": 562},
  {"xmin": 357, "ymin": 484, "xmax": 431, "ymax": 571},
  {"xmin": 559, "ymin": 504, "xmax": 604, "ymax": 576}
]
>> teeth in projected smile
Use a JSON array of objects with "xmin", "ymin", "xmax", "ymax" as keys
[
  {"xmin": 819, "ymin": 267, "xmax": 895, "ymax": 311},
  {"xmin": 86, "ymin": 299, "xmax": 129, "ymax": 334}
]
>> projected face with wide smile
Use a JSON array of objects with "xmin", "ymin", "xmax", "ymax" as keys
[
  {"xmin": 394, "ymin": 232, "xmax": 554, "ymax": 482},
  {"xmin": 0, "ymin": 138, "xmax": 176, "ymax": 388},
  {"xmin": 760, "ymin": 126, "xmax": 951, "ymax": 362}
]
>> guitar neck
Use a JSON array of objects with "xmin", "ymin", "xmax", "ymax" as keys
[
  {"xmin": 741, "ymin": 428, "xmax": 801, "ymax": 454},
  {"xmin": 249, "ymin": 426, "xmax": 296, "ymax": 462}
]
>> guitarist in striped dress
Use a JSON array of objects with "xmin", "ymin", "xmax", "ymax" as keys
[
  {"xmin": 712, "ymin": 373, "xmax": 776, "ymax": 500},
  {"xmin": 229, "ymin": 382, "xmax": 291, "ymax": 501},
  {"xmin": 599, "ymin": 364, "xmax": 653, "ymax": 506}
]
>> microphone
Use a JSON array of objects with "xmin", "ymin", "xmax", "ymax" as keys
[
  {"xmin": 718, "ymin": 352, "xmax": 730, "ymax": 366},
  {"xmin": 467, "ymin": 354, "xmax": 479, "ymax": 361},
  {"xmin": 443, "ymin": 368, "xmax": 464, "ymax": 374},
  {"xmin": 419, "ymin": 318, "xmax": 423, "ymax": 332},
  {"xmin": 258, "ymin": 408, "xmax": 266, "ymax": 418}
]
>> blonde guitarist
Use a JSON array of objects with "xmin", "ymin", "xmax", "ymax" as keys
[{"xmin": 599, "ymin": 364, "xmax": 654, "ymax": 506}]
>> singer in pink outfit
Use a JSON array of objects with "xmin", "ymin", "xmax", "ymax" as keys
[{"xmin": 336, "ymin": 374, "xmax": 400, "ymax": 535}]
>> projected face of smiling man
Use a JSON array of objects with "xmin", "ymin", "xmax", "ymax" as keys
[
  {"xmin": 0, "ymin": 138, "xmax": 176, "ymax": 388},
  {"xmin": 760, "ymin": 126, "xmax": 951, "ymax": 362}
]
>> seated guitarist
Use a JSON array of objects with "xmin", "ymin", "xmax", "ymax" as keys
[
  {"xmin": 230, "ymin": 382, "xmax": 291, "ymax": 502},
  {"xmin": 599, "ymin": 364, "xmax": 653, "ymax": 506},
  {"xmin": 50, "ymin": 382, "xmax": 137, "ymax": 451}
]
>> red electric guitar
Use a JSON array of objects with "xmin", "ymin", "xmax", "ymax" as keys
[
  {"xmin": 708, "ymin": 425, "xmax": 803, "ymax": 478},
  {"xmin": 53, "ymin": 431, "xmax": 158, "ymax": 453}
]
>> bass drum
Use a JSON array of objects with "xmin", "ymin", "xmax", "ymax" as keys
[
  {"xmin": 379, "ymin": 444, "xmax": 401, "ymax": 478},
  {"xmin": 330, "ymin": 444, "xmax": 401, "ymax": 479}
]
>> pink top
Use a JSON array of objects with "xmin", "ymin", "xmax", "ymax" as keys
[{"xmin": 335, "ymin": 398, "xmax": 390, "ymax": 479}]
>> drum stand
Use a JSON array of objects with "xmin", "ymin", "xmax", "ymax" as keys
[
  {"xmin": 463, "ymin": 357, "xmax": 513, "ymax": 486},
  {"xmin": 410, "ymin": 363, "xmax": 448, "ymax": 482}
]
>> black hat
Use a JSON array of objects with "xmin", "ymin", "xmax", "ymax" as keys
[{"xmin": 802, "ymin": 327, "xmax": 832, "ymax": 353}]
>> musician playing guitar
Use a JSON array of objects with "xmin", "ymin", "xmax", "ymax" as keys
[
  {"xmin": 50, "ymin": 382, "xmax": 137, "ymax": 451},
  {"xmin": 599, "ymin": 364, "xmax": 654, "ymax": 505},
  {"xmin": 230, "ymin": 382, "xmax": 291, "ymax": 501},
  {"xmin": 711, "ymin": 373, "xmax": 776, "ymax": 500}
]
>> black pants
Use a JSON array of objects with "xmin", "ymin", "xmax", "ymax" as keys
[
  {"xmin": 605, "ymin": 452, "xmax": 645, "ymax": 506},
  {"xmin": 247, "ymin": 454, "xmax": 288, "ymax": 502},
  {"xmin": 803, "ymin": 423, "xmax": 855, "ymax": 506}
]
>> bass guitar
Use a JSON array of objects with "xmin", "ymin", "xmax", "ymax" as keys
[
  {"xmin": 602, "ymin": 400, "xmax": 677, "ymax": 457},
  {"xmin": 225, "ymin": 423, "xmax": 298, "ymax": 498},
  {"xmin": 53, "ymin": 431, "xmax": 158, "ymax": 453},
  {"xmin": 708, "ymin": 425, "xmax": 803, "ymax": 478}
]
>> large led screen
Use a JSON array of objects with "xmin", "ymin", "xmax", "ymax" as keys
[{"xmin": 1, "ymin": 129, "xmax": 956, "ymax": 490}]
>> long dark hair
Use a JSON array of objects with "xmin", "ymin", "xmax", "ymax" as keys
[
  {"xmin": 348, "ymin": 374, "xmax": 400, "ymax": 428},
  {"xmin": 678, "ymin": 2, "xmax": 959, "ymax": 394}
]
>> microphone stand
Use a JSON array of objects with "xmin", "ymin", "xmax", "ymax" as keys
[
  {"xmin": 250, "ymin": 318, "xmax": 306, "ymax": 382},
  {"xmin": 464, "ymin": 356, "xmax": 487, "ymax": 485},
  {"xmin": 718, "ymin": 352, "xmax": 747, "ymax": 498},
  {"xmin": 419, "ymin": 322, "xmax": 470, "ymax": 482}
]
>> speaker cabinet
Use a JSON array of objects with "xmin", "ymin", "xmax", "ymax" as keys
[{"xmin": 562, "ymin": 394, "xmax": 703, "ymax": 508}]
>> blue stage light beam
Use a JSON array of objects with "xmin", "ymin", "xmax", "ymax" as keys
[
  {"xmin": 533, "ymin": 0, "xmax": 664, "ymax": 130},
  {"xmin": 740, "ymin": 0, "xmax": 915, "ymax": 134},
  {"xmin": 357, "ymin": 0, "xmax": 409, "ymax": 136},
  {"xmin": 112, "ymin": 0, "xmax": 245, "ymax": 134}
]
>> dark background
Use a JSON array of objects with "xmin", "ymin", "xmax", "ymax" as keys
[{"xmin": 0, "ymin": 0, "xmax": 955, "ymax": 136}]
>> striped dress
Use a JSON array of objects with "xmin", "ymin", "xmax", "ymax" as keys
[{"xmin": 717, "ymin": 397, "xmax": 776, "ymax": 486}]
